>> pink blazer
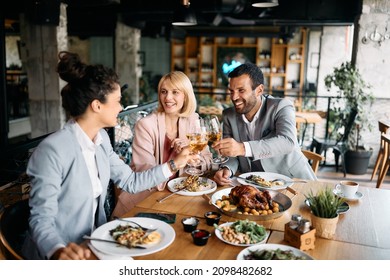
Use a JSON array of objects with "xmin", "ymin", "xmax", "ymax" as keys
[
  {"xmin": 112, "ymin": 111, "xmax": 212, "ymax": 217},
  {"xmin": 130, "ymin": 111, "xmax": 212, "ymax": 190}
]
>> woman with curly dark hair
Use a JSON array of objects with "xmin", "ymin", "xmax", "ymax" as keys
[{"xmin": 22, "ymin": 52, "xmax": 194, "ymax": 260}]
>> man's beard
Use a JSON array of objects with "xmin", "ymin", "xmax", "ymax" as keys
[{"xmin": 234, "ymin": 97, "xmax": 257, "ymax": 115}]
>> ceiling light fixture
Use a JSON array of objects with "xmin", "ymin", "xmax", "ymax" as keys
[
  {"xmin": 252, "ymin": 0, "xmax": 279, "ymax": 8},
  {"xmin": 172, "ymin": 0, "xmax": 197, "ymax": 26}
]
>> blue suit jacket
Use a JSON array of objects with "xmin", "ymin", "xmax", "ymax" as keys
[
  {"xmin": 23, "ymin": 121, "xmax": 167, "ymax": 259},
  {"xmin": 222, "ymin": 95, "xmax": 317, "ymax": 180}
]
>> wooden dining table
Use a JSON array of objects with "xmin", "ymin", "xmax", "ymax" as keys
[
  {"xmin": 90, "ymin": 179, "xmax": 390, "ymax": 260},
  {"xmin": 295, "ymin": 112, "xmax": 323, "ymax": 125}
]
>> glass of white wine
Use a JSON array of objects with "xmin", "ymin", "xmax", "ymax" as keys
[
  {"xmin": 185, "ymin": 118, "xmax": 208, "ymax": 176},
  {"xmin": 206, "ymin": 115, "xmax": 228, "ymax": 164}
]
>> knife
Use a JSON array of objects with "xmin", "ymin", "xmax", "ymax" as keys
[
  {"xmin": 83, "ymin": 235, "xmax": 146, "ymax": 249},
  {"xmin": 157, "ymin": 184, "xmax": 190, "ymax": 203}
]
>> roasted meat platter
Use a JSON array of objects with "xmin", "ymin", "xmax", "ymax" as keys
[{"xmin": 205, "ymin": 185, "xmax": 296, "ymax": 221}]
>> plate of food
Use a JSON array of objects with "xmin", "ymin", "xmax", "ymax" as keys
[
  {"xmin": 90, "ymin": 217, "xmax": 175, "ymax": 257},
  {"xmin": 167, "ymin": 176, "xmax": 217, "ymax": 196},
  {"xmin": 236, "ymin": 244, "xmax": 314, "ymax": 260},
  {"xmin": 208, "ymin": 185, "xmax": 292, "ymax": 221},
  {"xmin": 214, "ymin": 220, "xmax": 269, "ymax": 247},
  {"xmin": 237, "ymin": 172, "xmax": 294, "ymax": 190}
]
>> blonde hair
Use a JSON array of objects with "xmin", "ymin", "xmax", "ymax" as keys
[{"xmin": 156, "ymin": 71, "xmax": 197, "ymax": 117}]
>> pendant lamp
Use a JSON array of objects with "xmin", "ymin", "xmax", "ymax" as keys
[{"xmin": 172, "ymin": 0, "xmax": 197, "ymax": 26}]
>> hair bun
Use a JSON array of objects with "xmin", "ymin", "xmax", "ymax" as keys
[{"xmin": 57, "ymin": 51, "xmax": 86, "ymax": 83}]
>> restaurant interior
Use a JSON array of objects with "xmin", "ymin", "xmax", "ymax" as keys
[{"xmin": 1, "ymin": 0, "xmax": 390, "ymax": 260}]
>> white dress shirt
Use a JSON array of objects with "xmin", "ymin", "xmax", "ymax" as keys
[
  {"xmin": 72, "ymin": 120, "xmax": 103, "ymax": 227},
  {"xmin": 242, "ymin": 102, "xmax": 263, "ymax": 157}
]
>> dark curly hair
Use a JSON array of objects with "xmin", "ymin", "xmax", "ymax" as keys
[
  {"xmin": 228, "ymin": 62, "xmax": 264, "ymax": 90},
  {"xmin": 57, "ymin": 51, "xmax": 120, "ymax": 117}
]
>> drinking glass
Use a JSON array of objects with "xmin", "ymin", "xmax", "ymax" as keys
[
  {"xmin": 185, "ymin": 118, "xmax": 208, "ymax": 176},
  {"xmin": 206, "ymin": 115, "xmax": 228, "ymax": 164}
]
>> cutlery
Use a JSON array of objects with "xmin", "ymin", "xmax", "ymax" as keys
[
  {"xmin": 82, "ymin": 235, "xmax": 146, "ymax": 249},
  {"xmin": 113, "ymin": 217, "xmax": 157, "ymax": 231},
  {"xmin": 157, "ymin": 184, "xmax": 190, "ymax": 203},
  {"xmin": 202, "ymin": 194, "xmax": 221, "ymax": 209},
  {"xmin": 270, "ymin": 179, "xmax": 307, "ymax": 185},
  {"xmin": 244, "ymin": 179, "xmax": 271, "ymax": 188},
  {"xmin": 240, "ymin": 176, "xmax": 307, "ymax": 187}
]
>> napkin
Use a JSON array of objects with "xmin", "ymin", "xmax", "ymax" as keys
[{"xmin": 87, "ymin": 243, "xmax": 133, "ymax": 260}]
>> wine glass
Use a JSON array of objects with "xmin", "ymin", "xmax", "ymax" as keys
[
  {"xmin": 185, "ymin": 118, "xmax": 208, "ymax": 176},
  {"xmin": 206, "ymin": 115, "xmax": 228, "ymax": 164}
]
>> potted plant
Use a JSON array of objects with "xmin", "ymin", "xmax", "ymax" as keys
[
  {"xmin": 305, "ymin": 187, "xmax": 345, "ymax": 239},
  {"xmin": 324, "ymin": 61, "xmax": 375, "ymax": 174}
]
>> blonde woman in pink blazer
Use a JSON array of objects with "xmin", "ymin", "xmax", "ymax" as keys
[{"xmin": 112, "ymin": 71, "xmax": 212, "ymax": 217}]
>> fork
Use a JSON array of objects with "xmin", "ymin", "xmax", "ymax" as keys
[
  {"xmin": 83, "ymin": 235, "xmax": 146, "ymax": 249},
  {"xmin": 113, "ymin": 217, "xmax": 157, "ymax": 231}
]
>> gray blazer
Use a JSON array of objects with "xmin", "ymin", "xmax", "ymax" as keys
[
  {"xmin": 222, "ymin": 95, "xmax": 316, "ymax": 180},
  {"xmin": 22, "ymin": 121, "xmax": 167, "ymax": 259}
]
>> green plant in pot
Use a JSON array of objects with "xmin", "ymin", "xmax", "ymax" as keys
[
  {"xmin": 305, "ymin": 187, "xmax": 345, "ymax": 239},
  {"xmin": 324, "ymin": 61, "xmax": 375, "ymax": 174}
]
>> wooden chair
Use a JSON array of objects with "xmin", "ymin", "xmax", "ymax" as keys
[
  {"xmin": 0, "ymin": 199, "xmax": 30, "ymax": 259},
  {"xmin": 370, "ymin": 120, "xmax": 390, "ymax": 181},
  {"xmin": 301, "ymin": 149, "xmax": 325, "ymax": 175},
  {"xmin": 376, "ymin": 133, "xmax": 390, "ymax": 188}
]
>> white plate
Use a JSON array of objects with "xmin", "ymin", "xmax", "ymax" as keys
[
  {"xmin": 237, "ymin": 172, "xmax": 293, "ymax": 190},
  {"xmin": 215, "ymin": 222, "xmax": 269, "ymax": 247},
  {"xmin": 236, "ymin": 244, "xmax": 314, "ymax": 260},
  {"xmin": 333, "ymin": 188, "xmax": 363, "ymax": 202},
  {"xmin": 90, "ymin": 217, "xmax": 175, "ymax": 257},
  {"xmin": 167, "ymin": 177, "xmax": 217, "ymax": 196}
]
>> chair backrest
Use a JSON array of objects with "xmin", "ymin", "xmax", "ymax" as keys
[
  {"xmin": 301, "ymin": 149, "xmax": 325, "ymax": 174},
  {"xmin": 0, "ymin": 199, "xmax": 30, "ymax": 259},
  {"xmin": 198, "ymin": 106, "xmax": 223, "ymax": 119},
  {"xmin": 378, "ymin": 120, "xmax": 390, "ymax": 134},
  {"xmin": 337, "ymin": 108, "xmax": 358, "ymax": 144},
  {"xmin": 377, "ymin": 133, "xmax": 390, "ymax": 188}
]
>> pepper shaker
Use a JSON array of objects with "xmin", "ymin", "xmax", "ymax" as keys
[{"xmin": 297, "ymin": 219, "xmax": 311, "ymax": 234}]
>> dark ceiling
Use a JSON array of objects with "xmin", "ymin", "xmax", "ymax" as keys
[{"xmin": 5, "ymin": 0, "xmax": 362, "ymax": 38}]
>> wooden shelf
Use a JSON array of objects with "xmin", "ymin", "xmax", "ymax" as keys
[{"xmin": 170, "ymin": 28, "xmax": 307, "ymax": 106}]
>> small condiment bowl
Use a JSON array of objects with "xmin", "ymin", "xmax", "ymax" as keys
[
  {"xmin": 181, "ymin": 217, "xmax": 199, "ymax": 232},
  {"xmin": 191, "ymin": 229, "xmax": 211, "ymax": 246},
  {"xmin": 204, "ymin": 211, "xmax": 221, "ymax": 226}
]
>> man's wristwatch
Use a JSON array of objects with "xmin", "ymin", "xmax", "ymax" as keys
[{"xmin": 168, "ymin": 159, "xmax": 178, "ymax": 173}]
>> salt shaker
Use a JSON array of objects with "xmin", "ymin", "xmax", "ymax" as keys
[{"xmin": 289, "ymin": 214, "xmax": 302, "ymax": 230}]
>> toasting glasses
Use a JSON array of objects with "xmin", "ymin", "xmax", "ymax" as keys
[
  {"xmin": 184, "ymin": 118, "xmax": 208, "ymax": 176},
  {"xmin": 206, "ymin": 115, "xmax": 228, "ymax": 164}
]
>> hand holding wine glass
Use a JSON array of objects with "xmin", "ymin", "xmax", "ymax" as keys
[
  {"xmin": 185, "ymin": 118, "xmax": 208, "ymax": 176},
  {"xmin": 206, "ymin": 115, "xmax": 228, "ymax": 164}
]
